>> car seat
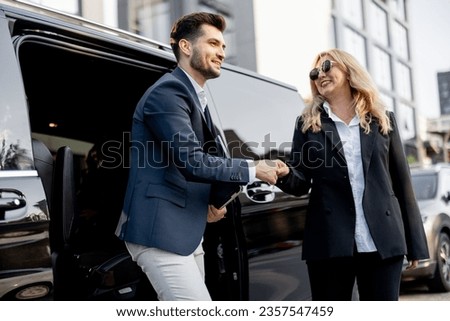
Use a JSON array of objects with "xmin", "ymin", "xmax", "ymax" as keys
[
  {"xmin": 32, "ymin": 138, "xmax": 54, "ymax": 209},
  {"xmin": 50, "ymin": 145, "xmax": 154, "ymax": 300}
]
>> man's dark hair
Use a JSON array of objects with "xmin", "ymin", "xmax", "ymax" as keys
[{"xmin": 170, "ymin": 12, "xmax": 226, "ymax": 61}]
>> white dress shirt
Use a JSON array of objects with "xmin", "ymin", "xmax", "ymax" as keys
[{"xmin": 323, "ymin": 102, "xmax": 377, "ymax": 253}]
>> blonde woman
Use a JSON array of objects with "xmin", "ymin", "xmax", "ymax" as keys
[{"xmin": 277, "ymin": 49, "xmax": 428, "ymax": 300}]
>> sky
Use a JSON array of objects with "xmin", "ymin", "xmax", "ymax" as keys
[{"xmin": 409, "ymin": 0, "xmax": 450, "ymax": 119}]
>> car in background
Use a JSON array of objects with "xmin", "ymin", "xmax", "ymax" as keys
[{"xmin": 402, "ymin": 163, "xmax": 450, "ymax": 292}]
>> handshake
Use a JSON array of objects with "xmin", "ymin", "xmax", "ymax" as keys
[
  {"xmin": 254, "ymin": 159, "xmax": 289, "ymax": 185},
  {"xmin": 207, "ymin": 159, "xmax": 289, "ymax": 223}
]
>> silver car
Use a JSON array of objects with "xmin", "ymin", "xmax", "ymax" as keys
[{"xmin": 402, "ymin": 163, "xmax": 450, "ymax": 292}]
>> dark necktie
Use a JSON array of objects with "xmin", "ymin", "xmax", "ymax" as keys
[
  {"xmin": 204, "ymin": 105, "xmax": 228, "ymax": 157},
  {"xmin": 204, "ymin": 105, "xmax": 216, "ymax": 135}
]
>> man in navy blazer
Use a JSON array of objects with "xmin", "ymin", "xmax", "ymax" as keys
[{"xmin": 115, "ymin": 12, "xmax": 280, "ymax": 301}]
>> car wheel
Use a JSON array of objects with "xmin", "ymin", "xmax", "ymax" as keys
[
  {"xmin": 4, "ymin": 282, "xmax": 52, "ymax": 300},
  {"xmin": 427, "ymin": 233, "xmax": 450, "ymax": 292}
]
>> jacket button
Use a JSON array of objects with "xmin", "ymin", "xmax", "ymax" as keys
[{"xmin": 386, "ymin": 210, "xmax": 391, "ymax": 216}]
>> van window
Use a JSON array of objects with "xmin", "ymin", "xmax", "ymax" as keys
[
  {"xmin": 0, "ymin": 20, "xmax": 33, "ymax": 171},
  {"xmin": 206, "ymin": 69, "xmax": 304, "ymax": 161}
]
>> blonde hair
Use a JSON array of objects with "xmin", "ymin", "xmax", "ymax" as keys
[{"xmin": 301, "ymin": 49, "xmax": 391, "ymax": 135}]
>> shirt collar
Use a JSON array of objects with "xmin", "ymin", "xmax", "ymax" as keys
[
  {"xmin": 179, "ymin": 67, "xmax": 207, "ymax": 110},
  {"xmin": 323, "ymin": 101, "xmax": 359, "ymax": 125}
]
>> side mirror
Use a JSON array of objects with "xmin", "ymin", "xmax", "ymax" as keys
[{"xmin": 442, "ymin": 191, "xmax": 450, "ymax": 204}]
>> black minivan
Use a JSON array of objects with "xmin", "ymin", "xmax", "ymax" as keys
[{"xmin": 0, "ymin": 0, "xmax": 310, "ymax": 300}]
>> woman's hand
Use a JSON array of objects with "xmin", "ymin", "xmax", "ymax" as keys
[
  {"xmin": 275, "ymin": 159, "xmax": 290, "ymax": 178},
  {"xmin": 405, "ymin": 260, "xmax": 419, "ymax": 270}
]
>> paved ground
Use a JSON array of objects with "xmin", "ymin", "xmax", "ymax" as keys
[{"xmin": 400, "ymin": 282, "xmax": 450, "ymax": 301}]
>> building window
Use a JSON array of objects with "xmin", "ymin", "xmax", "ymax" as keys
[
  {"xmin": 343, "ymin": 26, "xmax": 367, "ymax": 68},
  {"xmin": 372, "ymin": 46, "xmax": 392, "ymax": 90},
  {"xmin": 340, "ymin": 0, "xmax": 363, "ymax": 29},
  {"xmin": 368, "ymin": 1, "xmax": 388, "ymax": 46},
  {"xmin": 437, "ymin": 71, "xmax": 450, "ymax": 115},
  {"xmin": 136, "ymin": 0, "xmax": 170, "ymax": 43},
  {"xmin": 380, "ymin": 92, "xmax": 395, "ymax": 112},
  {"xmin": 27, "ymin": 0, "xmax": 80, "ymax": 14},
  {"xmin": 395, "ymin": 61, "xmax": 412, "ymax": 100},
  {"xmin": 392, "ymin": 20, "xmax": 409, "ymax": 60},
  {"xmin": 390, "ymin": 0, "xmax": 406, "ymax": 20},
  {"xmin": 397, "ymin": 102, "xmax": 416, "ymax": 141}
]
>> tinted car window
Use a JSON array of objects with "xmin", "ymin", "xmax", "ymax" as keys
[
  {"xmin": 0, "ymin": 18, "xmax": 33, "ymax": 171},
  {"xmin": 206, "ymin": 69, "xmax": 302, "ymax": 161},
  {"xmin": 412, "ymin": 173, "xmax": 438, "ymax": 200}
]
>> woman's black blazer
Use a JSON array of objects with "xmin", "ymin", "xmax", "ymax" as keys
[{"xmin": 278, "ymin": 111, "xmax": 429, "ymax": 262}]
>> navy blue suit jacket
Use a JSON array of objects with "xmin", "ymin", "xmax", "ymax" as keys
[
  {"xmin": 116, "ymin": 67, "xmax": 250, "ymax": 255},
  {"xmin": 277, "ymin": 110, "xmax": 429, "ymax": 262}
]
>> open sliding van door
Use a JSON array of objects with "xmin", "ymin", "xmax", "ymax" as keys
[{"xmin": 0, "ymin": 8, "xmax": 53, "ymax": 300}]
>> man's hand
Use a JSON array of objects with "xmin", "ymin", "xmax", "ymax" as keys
[
  {"xmin": 207, "ymin": 205, "xmax": 227, "ymax": 223},
  {"xmin": 255, "ymin": 159, "xmax": 279, "ymax": 185},
  {"xmin": 255, "ymin": 159, "xmax": 289, "ymax": 184}
]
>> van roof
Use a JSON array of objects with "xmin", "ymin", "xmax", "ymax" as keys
[
  {"xmin": 0, "ymin": 0, "xmax": 298, "ymax": 91},
  {"xmin": 1, "ymin": 0, "xmax": 171, "ymax": 51}
]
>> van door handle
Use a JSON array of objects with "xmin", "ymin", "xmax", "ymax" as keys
[
  {"xmin": 244, "ymin": 181, "xmax": 275, "ymax": 203},
  {"xmin": 0, "ymin": 188, "xmax": 27, "ymax": 214}
]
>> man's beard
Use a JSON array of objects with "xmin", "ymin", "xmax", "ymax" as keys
[{"xmin": 190, "ymin": 47, "xmax": 220, "ymax": 80}]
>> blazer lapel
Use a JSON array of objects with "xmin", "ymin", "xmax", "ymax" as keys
[
  {"xmin": 360, "ymin": 121, "xmax": 378, "ymax": 174},
  {"xmin": 171, "ymin": 67, "xmax": 224, "ymax": 156},
  {"xmin": 320, "ymin": 106, "xmax": 379, "ymax": 175},
  {"xmin": 172, "ymin": 67, "xmax": 204, "ymax": 112},
  {"xmin": 172, "ymin": 67, "xmax": 211, "ymax": 136},
  {"xmin": 321, "ymin": 114, "xmax": 347, "ymax": 165}
]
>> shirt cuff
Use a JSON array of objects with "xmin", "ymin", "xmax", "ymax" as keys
[{"xmin": 246, "ymin": 160, "xmax": 256, "ymax": 184}]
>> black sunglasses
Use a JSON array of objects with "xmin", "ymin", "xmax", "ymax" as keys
[{"xmin": 309, "ymin": 59, "xmax": 334, "ymax": 81}]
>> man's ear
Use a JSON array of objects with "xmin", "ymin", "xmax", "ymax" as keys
[{"xmin": 179, "ymin": 39, "xmax": 191, "ymax": 56}]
